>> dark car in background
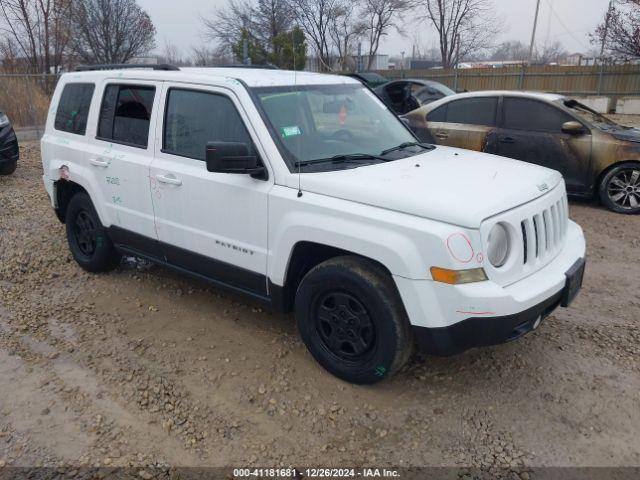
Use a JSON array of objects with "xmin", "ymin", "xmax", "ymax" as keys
[
  {"xmin": 0, "ymin": 111, "xmax": 19, "ymax": 175},
  {"xmin": 346, "ymin": 71, "xmax": 389, "ymax": 88},
  {"xmin": 374, "ymin": 79, "xmax": 455, "ymax": 115},
  {"xmin": 403, "ymin": 91, "xmax": 640, "ymax": 214}
]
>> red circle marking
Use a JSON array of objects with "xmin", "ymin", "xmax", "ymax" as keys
[{"xmin": 446, "ymin": 233, "xmax": 474, "ymax": 264}]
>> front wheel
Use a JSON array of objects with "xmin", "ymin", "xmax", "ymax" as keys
[
  {"xmin": 65, "ymin": 192, "xmax": 121, "ymax": 272},
  {"xmin": 295, "ymin": 256, "xmax": 413, "ymax": 384},
  {"xmin": 599, "ymin": 162, "xmax": 640, "ymax": 214}
]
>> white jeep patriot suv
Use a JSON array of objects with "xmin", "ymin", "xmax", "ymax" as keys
[{"xmin": 41, "ymin": 65, "xmax": 586, "ymax": 384}]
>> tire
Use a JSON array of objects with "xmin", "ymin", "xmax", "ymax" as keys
[
  {"xmin": 65, "ymin": 192, "xmax": 121, "ymax": 272},
  {"xmin": 599, "ymin": 162, "xmax": 640, "ymax": 214},
  {"xmin": 0, "ymin": 160, "xmax": 17, "ymax": 175},
  {"xmin": 295, "ymin": 256, "xmax": 413, "ymax": 384}
]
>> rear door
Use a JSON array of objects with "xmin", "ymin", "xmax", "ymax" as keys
[
  {"xmin": 496, "ymin": 97, "xmax": 592, "ymax": 191},
  {"xmin": 87, "ymin": 80, "xmax": 161, "ymax": 255},
  {"xmin": 421, "ymin": 97, "xmax": 499, "ymax": 152}
]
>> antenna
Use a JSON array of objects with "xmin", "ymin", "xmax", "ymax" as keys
[{"xmin": 292, "ymin": 27, "xmax": 303, "ymax": 198}]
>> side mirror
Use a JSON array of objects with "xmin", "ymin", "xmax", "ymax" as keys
[
  {"xmin": 562, "ymin": 121, "xmax": 587, "ymax": 135},
  {"xmin": 205, "ymin": 141, "xmax": 266, "ymax": 179}
]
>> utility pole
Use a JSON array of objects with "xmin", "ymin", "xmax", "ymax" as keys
[
  {"xmin": 528, "ymin": 0, "xmax": 542, "ymax": 65},
  {"xmin": 600, "ymin": 0, "xmax": 615, "ymax": 58}
]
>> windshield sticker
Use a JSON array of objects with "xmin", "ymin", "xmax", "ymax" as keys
[{"xmin": 281, "ymin": 126, "xmax": 302, "ymax": 138}]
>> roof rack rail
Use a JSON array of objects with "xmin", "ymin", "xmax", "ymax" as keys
[
  {"xmin": 75, "ymin": 64, "xmax": 180, "ymax": 72},
  {"xmin": 215, "ymin": 64, "xmax": 279, "ymax": 70}
]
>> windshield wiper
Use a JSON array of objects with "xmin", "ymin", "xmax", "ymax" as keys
[
  {"xmin": 294, "ymin": 153, "xmax": 390, "ymax": 168},
  {"xmin": 380, "ymin": 142, "xmax": 435, "ymax": 156}
]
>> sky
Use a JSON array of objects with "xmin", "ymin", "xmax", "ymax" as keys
[{"xmin": 136, "ymin": 0, "xmax": 612, "ymax": 60}]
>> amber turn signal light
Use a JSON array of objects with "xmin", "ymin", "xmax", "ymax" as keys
[{"xmin": 430, "ymin": 267, "xmax": 488, "ymax": 285}]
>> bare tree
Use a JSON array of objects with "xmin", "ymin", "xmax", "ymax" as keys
[
  {"xmin": 201, "ymin": 0, "xmax": 253, "ymax": 57},
  {"xmin": 191, "ymin": 45, "xmax": 234, "ymax": 66},
  {"xmin": 534, "ymin": 40, "xmax": 567, "ymax": 65},
  {"xmin": 290, "ymin": 0, "xmax": 339, "ymax": 71},
  {"xmin": 0, "ymin": 0, "xmax": 71, "ymax": 73},
  {"xmin": 415, "ymin": 0, "xmax": 501, "ymax": 68},
  {"xmin": 490, "ymin": 40, "xmax": 529, "ymax": 61},
  {"xmin": 70, "ymin": 0, "xmax": 156, "ymax": 64},
  {"xmin": 328, "ymin": 1, "xmax": 365, "ymax": 71},
  {"xmin": 591, "ymin": 0, "xmax": 640, "ymax": 60},
  {"xmin": 362, "ymin": 0, "xmax": 408, "ymax": 69}
]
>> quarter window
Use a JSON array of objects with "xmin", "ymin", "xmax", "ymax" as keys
[
  {"xmin": 446, "ymin": 97, "xmax": 498, "ymax": 126},
  {"xmin": 54, "ymin": 83, "xmax": 95, "ymax": 135},
  {"xmin": 502, "ymin": 97, "xmax": 573, "ymax": 133},
  {"xmin": 163, "ymin": 89, "xmax": 253, "ymax": 161},
  {"xmin": 97, "ymin": 85, "xmax": 155, "ymax": 148}
]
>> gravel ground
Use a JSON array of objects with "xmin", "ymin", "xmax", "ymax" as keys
[{"xmin": 0, "ymin": 137, "xmax": 639, "ymax": 476}]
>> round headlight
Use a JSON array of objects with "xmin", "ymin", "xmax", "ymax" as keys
[{"xmin": 487, "ymin": 223, "xmax": 510, "ymax": 267}]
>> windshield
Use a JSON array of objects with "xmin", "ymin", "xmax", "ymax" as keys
[
  {"xmin": 252, "ymin": 84, "xmax": 419, "ymax": 171},
  {"xmin": 563, "ymin": 99, "xmax": 622, "ymax": 130}
]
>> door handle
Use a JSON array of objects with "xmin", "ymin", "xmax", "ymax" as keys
[
  {"xmin": 156, "ymin": 174, "xmax": 182, "ymax": 186},
  {"xmin": 435, "ymin": 131, "xmax": 449, "ymax": 139},
  {"xmin": 500, "ymin": 137, "xmax": 515, "ymax": 144},
  {"xmin": 89, "ymin": 158, "xmax": 109, "ymax": 167}
]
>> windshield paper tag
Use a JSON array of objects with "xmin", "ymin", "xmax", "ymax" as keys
[{"xmin": 281, "ymin": 126, "xmax": 302, "ymax": 138}]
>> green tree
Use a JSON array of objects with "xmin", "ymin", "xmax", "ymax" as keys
[
  {"xmin": 232, "ymin": 28, "xmax": 268, "ymax": 65},
  {"xmin": 269, "ymin": 27, "xmax": 307, "ymax": 69}
]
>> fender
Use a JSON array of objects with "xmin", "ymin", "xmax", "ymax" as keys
[{"xmin": 47, "ymin": 157, "xmax": 111, "ymax": 226}]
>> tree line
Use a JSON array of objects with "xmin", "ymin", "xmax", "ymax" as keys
[{"xmin": 0, "ymin": 0, "xmax": 637, "ymax": 76}]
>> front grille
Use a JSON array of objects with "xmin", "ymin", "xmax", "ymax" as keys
[{"xmin": 520, "ymin": 194, "xmax": 568, "ymax": 265}]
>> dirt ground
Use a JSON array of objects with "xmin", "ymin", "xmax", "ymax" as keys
[{"xmin": 0, "ymin": 135, "xmax": 639, "ymax": 476}]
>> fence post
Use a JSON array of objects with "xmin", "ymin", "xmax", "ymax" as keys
[
  {"xmin": 519, "ymin": 65, "xmax": 526, "ymax": 90},
  {"xmin": 597, "ymin": 58, "xmax": 606, "ymax": 96}
]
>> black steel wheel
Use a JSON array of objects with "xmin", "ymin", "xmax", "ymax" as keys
[
  {"xmin": 65, "ymin": 192, "xmax": 121, "ymax": 272},
  {"xmin": 295, "ymin": 256, "xmax": 413, "ymax": 384},
  {"xmin": 314, "ymin": 291, "xmax": 376, "ymax": 362}
]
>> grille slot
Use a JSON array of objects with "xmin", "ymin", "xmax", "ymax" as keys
[{"xmin": 521, "ymin": 193, "xmax": 568, "ymax": 265}]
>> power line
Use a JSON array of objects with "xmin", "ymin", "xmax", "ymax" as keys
[{"xmin": 542, "ymin": 0, "xmax": 591, "ymax": 50}]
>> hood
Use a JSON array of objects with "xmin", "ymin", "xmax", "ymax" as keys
[
  {"xmin": 293, "ymin": 146, "xmax": 563, "ymax": 228},
  {"xmin": 608, "ymin": 127, "xmax": 640, "ymax": 144}
]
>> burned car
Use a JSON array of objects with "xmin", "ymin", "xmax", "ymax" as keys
[
  {"xmin": 403, "ymin": 91, "xmax": 640, "ymax": 214},
  {"xmin": 0, "ymin": 111, "xmax": 19, "ymax": 175},
  {"xmin": 374, "ymin": 79, "xmax": 455, "ymax": 115}
]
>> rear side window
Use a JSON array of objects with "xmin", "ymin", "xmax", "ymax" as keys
[
  {"xmin": 98, "ymin": 84, "xmax": 155, "ymax": 148},
  {"xmin": 503, "ymin": 97, "xmax": 573, "ymax": 133},
  {"xmin": 163, "ymin": 89, "xmax": 253, "ymax": 161},
  {"xmin": 427, "ymin": 105, "xmax": 447, "ymax": 122},
  {"xmin": 446, "ymin": 97, "xmax": 498, "ymax": 126},
  {"xmin": 54, "ymin": 83, "xmax": 95, "ymax": 135}
]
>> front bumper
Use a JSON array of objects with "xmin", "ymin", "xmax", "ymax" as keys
[
  {"xmin": 394, "ymin": 219, "xmax": 586, "ymax": 355},
  {"xmin": 413, "ymin": 287, "xmax": 564, "ymax": 356}
]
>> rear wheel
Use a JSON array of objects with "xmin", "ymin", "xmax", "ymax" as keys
[
  {"xmin": 0, "ymin": 160, "xmax": 17, "ymax": 175},
  {"xmin": 599, "ymin": 162, "xmax": 640, "ymax": 214},
  {"xmin": 295, "ymin": 256, "xmax": 413, "ymax": 384},
  {"xmin": 65, "ymin": 193, "xmax": 121, "ymax": 272}
]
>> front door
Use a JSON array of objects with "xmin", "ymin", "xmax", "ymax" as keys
[
  {"xmin": 497, "ymin": 97, "xmax": 592, "ymax": 193},
  {"xmin": 149, "ymin": 84, "xmax": 271, "ymax": 297}
]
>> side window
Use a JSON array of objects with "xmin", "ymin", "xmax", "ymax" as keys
[
  {"xmin": 163, "ymin": 89, "xmax": 253, "ymax": 161},
  {"xmin": 54, "ymin": 83, "xmax": 95, "ymax": 135},
  {"xmin": 503, "ymin": 98, "xmax": 573, "ymax": 133},
  {"xmin": 446, "ymin": 97, "xmax": 498, "ymax": 126},
  {"xmin": 97, "ymin": 84, "xmax": 155, "ymax": 148},
  {"xmin": 427, "ymin": 105, "xmax": 447, "ymax": 122}
]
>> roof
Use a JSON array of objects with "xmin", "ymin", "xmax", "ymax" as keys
[
  {"xmin": 417, "ymin": 90, "xmax": 566, "ymax": 113},
  {"xmin": 62, "ymin": 66, "xmax": 360, "ymax": 88}
]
